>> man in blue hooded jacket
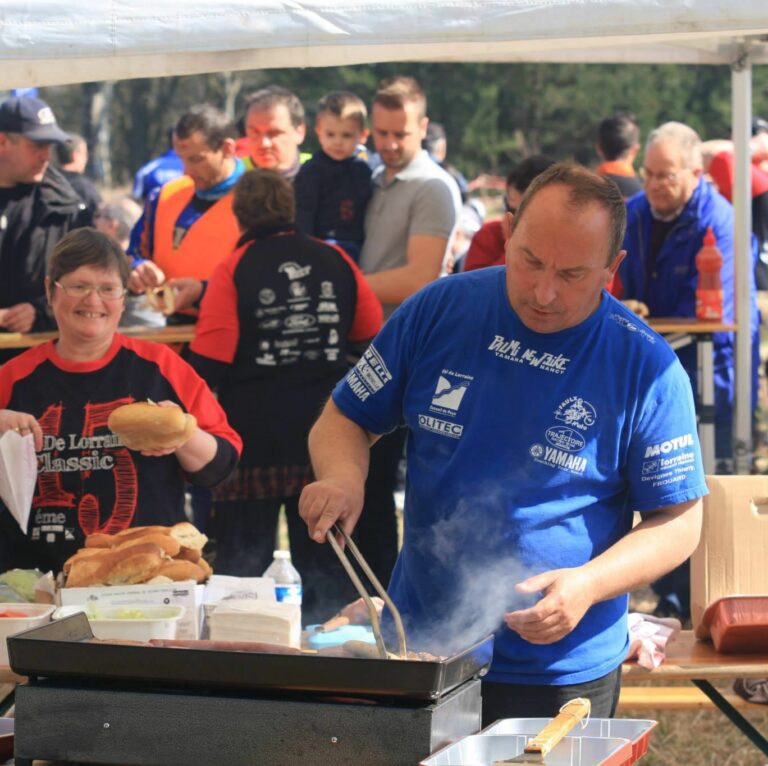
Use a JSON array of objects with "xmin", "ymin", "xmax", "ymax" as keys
[{"xmin": 619, "ymin": 121, "xmax": 759, "ymax": 468}]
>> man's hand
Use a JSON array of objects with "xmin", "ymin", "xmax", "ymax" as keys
[
  {"xmin": 298, "ymin": 478, "xmax": 364, "ymax": 544},
  {"xmin": 504, "ymin": 567, "xmax": 597, "ymax": 644},
  {"xmin": 129, "ymin": 261, "xmax": 166, "ymax": 293},
  {"xmin": 167, "ymin": 277, "xmax": 204, "ymax": 311},
  {"xmin": 0, "ymin": 303, "xmax": 36, "ymax": 333}
]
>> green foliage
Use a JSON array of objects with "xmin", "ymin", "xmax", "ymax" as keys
[{"xmin": 38, "ymin": 61, "xmax": 763, "ymax": 186}]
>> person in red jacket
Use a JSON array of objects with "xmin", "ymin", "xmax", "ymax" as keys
[
  {"xmin": 464, "ymin": 155, "xmax": 555, "ymax": 272},
  {"xmin": 188, "ymin": 169, "xmax": 383, "ymax": 623}
]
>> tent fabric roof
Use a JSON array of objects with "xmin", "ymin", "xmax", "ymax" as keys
[{"xmin": 1, "ymin": 0, "xmax": 767, "ymax": 87}]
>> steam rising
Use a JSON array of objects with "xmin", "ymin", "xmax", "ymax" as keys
[{"xmin": 395, "ymin": 484, "xmax": 539, "ymax": 655}]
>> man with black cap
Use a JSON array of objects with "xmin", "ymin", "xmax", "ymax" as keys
[{"xmin": 0, "ymin": 95, "xmax": 88, "ymax": 337}]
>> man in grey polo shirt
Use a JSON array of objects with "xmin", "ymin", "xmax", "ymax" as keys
[
  {"xmin": 360, "ymin": 76, "xmax": 461, "ymax": 315},
  {"xmin": 351, "ymin": 75, "xmax": 460, "ymax": 590}
]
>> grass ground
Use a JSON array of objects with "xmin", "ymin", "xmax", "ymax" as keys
[{"xmin": 626, "ymin": 589, "xmax": 768, "ymax": 766}]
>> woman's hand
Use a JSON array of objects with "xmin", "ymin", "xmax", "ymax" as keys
[
  {"xmin": 0, "ymin": 409, "xmax": 44, "ymax": 451},
  {"xmin": 137, "ymin": 400, "xmax": 194, "ymax": 457}
]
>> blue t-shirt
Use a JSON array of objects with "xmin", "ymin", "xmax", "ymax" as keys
[{"xmin": 332, "ymin": 267, "xmax": 707, "ymax": 685}]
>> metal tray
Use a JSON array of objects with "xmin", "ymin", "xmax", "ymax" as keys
[
  {"xmin": 483, "ymin": 719, "xmax": 657, "ymax": 764},
  {"xmin": 8, "ymin": 614, "xmax": 493, "ymax": 700},
  {"xmin": 420, "ymin": 734, "xmax": 633, "ymax": 766}
]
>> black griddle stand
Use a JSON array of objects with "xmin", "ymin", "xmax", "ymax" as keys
[
  {"xmin": 13, "ymin": 674, "xmax": 481, "ymax": 766},
  {"xmin": 9, "ymin": 615, "xmax": 491, "ymax": 766}
]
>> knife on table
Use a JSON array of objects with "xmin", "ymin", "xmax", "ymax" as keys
[{"xmin": 492, "ymin": 697, "xmax": 591, "ymax": 764}]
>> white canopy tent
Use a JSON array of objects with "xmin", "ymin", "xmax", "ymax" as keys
[{"xmin": 1, "ymin": 0, "xmax": 767, "ymax": 470}]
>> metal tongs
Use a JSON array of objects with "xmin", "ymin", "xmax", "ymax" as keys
[{"xmin": 325, "ymin": 523, "xmax": 407, "ymax": 659}]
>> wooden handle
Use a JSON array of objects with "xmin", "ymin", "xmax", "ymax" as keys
[{"xmin": 523, "ymin": 698, "xmax": 591, "ymax": 756}]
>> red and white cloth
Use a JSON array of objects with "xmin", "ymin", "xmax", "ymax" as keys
[{"xmin": 626, "ymin": 612, "xmax": 682, "ymax": 669}]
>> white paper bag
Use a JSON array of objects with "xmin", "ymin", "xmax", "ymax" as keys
[{"xmin": 0, "ymin": 430, "xmax": 38, "ymax": 533}]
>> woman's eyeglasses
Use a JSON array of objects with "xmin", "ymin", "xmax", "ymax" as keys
[{"xmin": 53, "ymin": 281, "xmax": 127, "ymax": 300}]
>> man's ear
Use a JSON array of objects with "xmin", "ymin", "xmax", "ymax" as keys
[
  {"xmin": 419, "ymin": 117, "xmax": 429, "ymax": 141},
  {"xmin": 220, "ymin": 137, "xmax": 237, "ymax": 159},
  {"xmin": 44, "ymin": 276, "xmax": 53, "ymax": 304},
  {"xmin": 296, "ymin": 122, "xmax": 307, "ymax": 146},
  {"xmin": 608, "ymin": 250, "xmax": 627, "ymax": 278},
  {"xmin": 501, "ymin": 211, "xmax": 515, "ymax": 242}
]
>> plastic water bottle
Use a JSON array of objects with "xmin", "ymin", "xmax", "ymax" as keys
[
  {"xmin": 695, "ymin": 227, "xmax": 724, "ymax": 321},
  {"xmin": 263, "ymin": 550, "xmax": 303, "ymax": 606}
]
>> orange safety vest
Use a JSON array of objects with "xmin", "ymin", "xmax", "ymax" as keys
[{"xmin": 152, "ymin": 176, "xmax": 240, "ymax": 283}]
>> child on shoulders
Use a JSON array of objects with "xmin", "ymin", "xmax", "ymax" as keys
[{"xmin": 294, "ymin": 91, "xmax": 372, "ymax": 261}]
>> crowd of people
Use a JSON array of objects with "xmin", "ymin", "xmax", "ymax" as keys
[{"xmin": 1, "ymin": 77, "xmax": 766, "ymax": 719}]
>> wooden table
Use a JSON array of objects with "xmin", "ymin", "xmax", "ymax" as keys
[
  {"xmin": 622, "ymin": 630, "xmax": 768, "ymax": 755},
  {"xmin": 647, "ymin": 319, "xmax": 736, "ymax": 473},
  {"xmin": 0, "ymin": 318, "xmax": 730, "ymax": 472},
  {"xmin": 0, "ymin": 325, "xmax": 195, "ymax": 350}
]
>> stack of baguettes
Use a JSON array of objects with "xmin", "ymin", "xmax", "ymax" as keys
[{"xmin": 63, "ymin": 522, "xmax": 211, "ymax": 588}]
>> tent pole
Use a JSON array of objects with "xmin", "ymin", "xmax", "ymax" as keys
[{"xmin": 731, "ymin": 42, "xmax": 753, "ymax": 475}]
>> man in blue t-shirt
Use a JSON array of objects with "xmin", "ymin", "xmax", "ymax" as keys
[{"xmin": 299, "ymin": 163, "xmax": 706, "ymax": 725}]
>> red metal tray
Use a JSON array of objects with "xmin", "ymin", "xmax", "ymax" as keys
[{"xmin": 483, "ymin": 718, "xmax": 657, "ymax": 765}]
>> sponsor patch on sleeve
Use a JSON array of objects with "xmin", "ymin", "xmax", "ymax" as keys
[{"xmin": 345, "ymin": 345, "xmax": 392, "ymax": 401}]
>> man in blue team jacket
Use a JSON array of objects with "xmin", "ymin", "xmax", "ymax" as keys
[
  {"xmin": 619, "ymin": 121, "xmax": 759, "ymax": 620},
  {"xmin": 619, "ymin": 120, "xmax": 759, "ymax": 467}
]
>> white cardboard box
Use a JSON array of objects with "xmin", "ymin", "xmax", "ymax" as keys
[
  {"xmin": 690, "ymin": 474, "xmax": 768, "ymax": 632},
  {"xmin": 58, "ymin": 580, "xmax": 204, "ymax": 639}
]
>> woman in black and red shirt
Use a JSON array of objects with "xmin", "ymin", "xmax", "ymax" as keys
[{"xmin": 0, "ymin": 229, "xmax": 242, "ymax": 574}]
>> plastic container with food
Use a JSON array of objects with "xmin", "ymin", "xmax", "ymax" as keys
[
  {"xmin": 0, "ymin": 603, "xmax": 55, "ymax": 664},
  {"xmin": 696, "ymin": 595, "xmax": 768, "ymax": 653},
  {"xmin": 52, "ymin": 604, "xmax": 185, "ymax": 642}
]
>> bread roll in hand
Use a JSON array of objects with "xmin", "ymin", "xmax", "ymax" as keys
[{"xmin": 107, "ymin": 401, "xmax": 196, "ymax": 452}]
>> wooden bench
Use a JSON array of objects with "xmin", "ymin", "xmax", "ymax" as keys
[{"xmin": 618, "ymin": 685, "xmax": 762, "ymax": 711}]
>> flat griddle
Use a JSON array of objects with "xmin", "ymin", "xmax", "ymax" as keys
[{"xmin": 7, "ymin": 614, "xmax": 493, "ymax": 701}]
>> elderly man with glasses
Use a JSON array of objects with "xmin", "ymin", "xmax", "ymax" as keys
[{"xmin": 617, "ymin": 121, "xmax": 760, "ymax": 619}]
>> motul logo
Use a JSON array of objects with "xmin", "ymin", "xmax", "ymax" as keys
[{"xmin": 644, "ymin": 434, "xmax": 694, "ymax": 458}]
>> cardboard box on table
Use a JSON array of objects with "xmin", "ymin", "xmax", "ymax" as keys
[
  {"xmin": 58, "ymin": 580, "xmax": 204, "ymax": 639},
  {"xmin": 690, "ymin": 474, "xmax": 768, "ymax": 632}
]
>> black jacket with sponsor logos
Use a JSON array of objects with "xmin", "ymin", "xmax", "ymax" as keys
[
  {"xmin": 0, "ymin": 166, "xmax": 88, "ymax": 333},
  {"xmin": 188, "ymin": 224, "xmax": 382, "ymax": 481}
]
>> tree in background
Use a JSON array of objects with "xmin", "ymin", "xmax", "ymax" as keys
[{"xmin": 37, "ymin": 62, "xmax": 768, "ymax": 189}]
